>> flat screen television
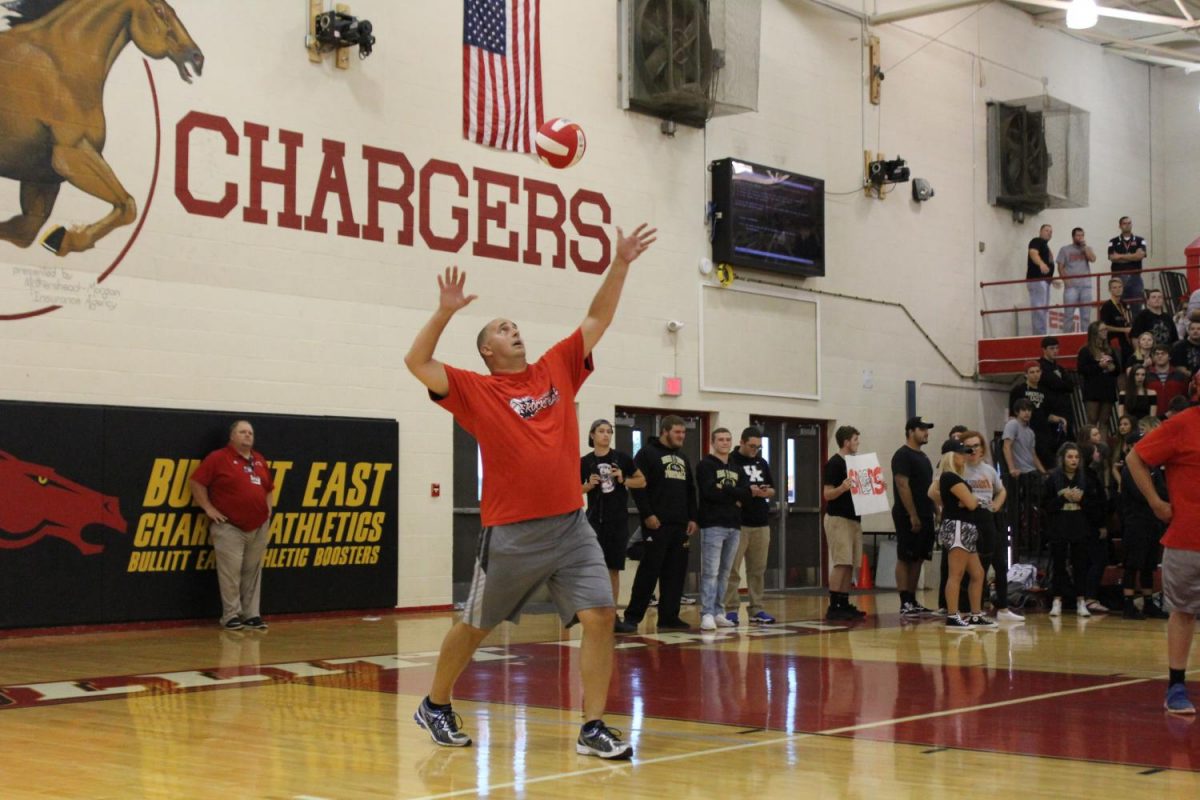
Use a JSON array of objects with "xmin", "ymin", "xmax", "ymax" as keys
[{"xmin": 710, "ymin": 158, "xmax": 825, "ymax": 278}]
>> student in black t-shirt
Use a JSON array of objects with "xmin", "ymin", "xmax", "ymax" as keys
[
  {"xmin": 1170, "ymin": 319, "xmax": 1200, "ymax": 378},
  {"xmin": 580, "ymin": 419, "xmax": 645, "ymax": 633},
  {"xmin": 1130, "ymin": 289, "xmax": 1179, "ymax": 349},
  {"xmin": 823, "ymin": 425, "xmax": 870, "ymax": 621},
  {"xmin": 891, "ymin": 417, "xmax": 936, "ymax": 616},
  {"xmin": 1026, "ymin": 224, "xmax": 1055, "ymax": 336},
  {"xmin": 937, "ymin": 441, "xmax": 997, "ymax": 630}
]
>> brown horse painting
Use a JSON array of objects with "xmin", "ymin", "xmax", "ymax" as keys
[{"xmin": 0, "ymin": 0, "xmax": 202, "ymax": 257}]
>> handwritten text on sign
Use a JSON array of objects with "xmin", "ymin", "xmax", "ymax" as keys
[{"xmin": 844, "ymin": 453, "xmax": 890, "ymax": 516}]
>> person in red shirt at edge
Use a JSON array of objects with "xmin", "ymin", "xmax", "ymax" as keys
[
  {"xmin": 404, "ymin": 223, "xmax": 656, "ymax": 760},
  {"xmin": 1127, "ymin": 404, "xmax": 1200, "ymax": 714},
  {"xmin": 189, "ymin": 420, "xmax": 275, "ymax": 632}
]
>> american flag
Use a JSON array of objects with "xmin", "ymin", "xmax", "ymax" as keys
[{"xmin": 463, "ymin": 0, "xmax": 543, "ymax": 153}]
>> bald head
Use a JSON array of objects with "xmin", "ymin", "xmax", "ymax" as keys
[{"xmin": 475, "ymin": 318, "xmax": 526, "ymax": 370}]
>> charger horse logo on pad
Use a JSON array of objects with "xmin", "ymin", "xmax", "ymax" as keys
[
  {"xmin": 0, "ymin": 0, "xmax": 202, "ymax": 256},
  {"xmin": 0, "ymin": 451, "xmax": 128, "ymax": 555}
]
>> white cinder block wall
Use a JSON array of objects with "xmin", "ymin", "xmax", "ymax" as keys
[{"xmin": 0, "ymin": 1, "xmax": 1193, "ymax": 607}]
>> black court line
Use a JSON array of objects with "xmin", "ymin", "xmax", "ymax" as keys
[
  {"xmin": 1138, "ymin": 768, "xmax": 1166, "ymax": 775},
  {"xmin": 921, "ymin": 746, "xmax": 950, "ymax": 754}
]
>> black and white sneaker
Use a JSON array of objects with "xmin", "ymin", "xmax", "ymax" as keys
[
  {"xmin": 899, "ymin": 602, "xmax": 922, "ymax": 616},
  {"xmin": 242, "ymin": 616, "xmax": 268, "ymax": 631},
  {"xmin": 576, "ymin": 720, "xmax": 633, "ymax": 760},
  {"xmin": 414, "ymin": 699, "xmax": 472, "ymax": 747},
  {"xmin": 222, "ymin": 618, "xmax": 244, "ymax": 630},
  {"xmin": 913, "ymin": 604, "xmax": 938, "ymax": 616},
  {"xmin": 968, "ymin": 614, "xmax": 998, "ymax": 629},
  {"xmin": 944, "ymin": 614, "xmax": 973, "ymax": 631}
]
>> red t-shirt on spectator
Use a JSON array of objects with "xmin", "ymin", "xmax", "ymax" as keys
[
  {"xmin": 1145, "ymin": 370, "xmax": 1188, "ymax": 416},
  {"xmin": 1133, "ymin": 406, "xmax": 1200, "ymax": 551},
  {"xmin": 434, "ymin": 329, "xmax": 593, "ymax": 527},
  {"xmin": 191, "ymin": 445, "xmax": 275, "ymax": 531}
]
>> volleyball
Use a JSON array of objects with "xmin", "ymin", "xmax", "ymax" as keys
[{"xmin": 535, "ymin": 118, "xmax": 586, "ymax": 169}]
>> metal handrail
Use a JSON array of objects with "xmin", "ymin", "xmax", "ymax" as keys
[
  {"xmin": 982, "ymin": 299, "xmax": 1107, "ymax": 316},
  {"xmin": 978, "ymin": 263, "xmax": 1191, "ymax": 323},
  {"xmin": 979, "ymin": 263, "xmax": 1187, "ymax": 289}
]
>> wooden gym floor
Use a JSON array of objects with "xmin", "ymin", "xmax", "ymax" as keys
[{"xmin": 1, "ymin": 592, "xmax": 1197, "ymax": 799}]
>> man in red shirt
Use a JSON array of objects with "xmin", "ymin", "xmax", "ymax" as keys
[
  {"xmin": 1145, "ymin": 344, "xmax": 1189, "ymax": 417},
  {"xmin": 1128, "ymin": 405, "xmax": 1200, "ymax": 714},
  {"xmin": 190, "ymin": 420, "xmax": 275, "ymax": 632},
  {"xmin": 405, "ymin": 223, "xmax": 656, "ymax": 759}
]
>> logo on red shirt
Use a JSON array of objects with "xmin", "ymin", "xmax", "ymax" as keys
[{"xmin": 508, "ymin": 385, "xmax": 560, "ymax": 420}]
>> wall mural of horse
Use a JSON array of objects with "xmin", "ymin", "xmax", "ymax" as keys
[{"xmin": 0, "ymin": 0, "xmax": 203, "ymax": 257}]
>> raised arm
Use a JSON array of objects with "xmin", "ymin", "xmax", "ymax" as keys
[
  {"xmin": 579, "ymin": 224, "xmax": 657, "ymax": 354},
  {"xmin": 404, "ymin": 267, "xmax": 478, "ymax": 396}
]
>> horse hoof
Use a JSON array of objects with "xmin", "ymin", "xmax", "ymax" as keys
[{"xmin": 40, "ymin": 226, "xmax": 66, "ymax": 254}]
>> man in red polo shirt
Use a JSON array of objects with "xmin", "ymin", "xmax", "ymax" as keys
[
  {"xmin": 405, "ymin": 223, "xmax": 655, "ymax": 760},
  {"xmin": 1128, "ymin": 404, "xmax": 1200, "ymax": 714},
  {"xmin": 190, "ymin": 419, "xmax": 274, "ymax": 632}
]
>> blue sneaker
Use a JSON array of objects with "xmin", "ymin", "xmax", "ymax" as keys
[
  {"xmin": 750, "ymin": 611, "xmax": 776, "ymax": 625},
  {"xmin": 725, "ymin": 612, "xmax": 739, "ymax": 626},
  {"xmin": 1165, "ymin": 683, "xmax": 1196, "ymax": 715}
]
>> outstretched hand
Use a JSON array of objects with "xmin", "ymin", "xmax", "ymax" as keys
[
  {"xmin": 615, "ymin": 224, "xmax": 657, "ymax": 265},
  {"xmin": 437, "ymin": 266, "xmax": 478, "ymax": 313}
]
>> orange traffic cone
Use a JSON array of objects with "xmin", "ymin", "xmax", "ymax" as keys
[{"xmin": 857, "ymin": 552, "xmax": 874, "ymax": 589}]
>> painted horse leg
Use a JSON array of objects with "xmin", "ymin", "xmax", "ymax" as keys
[
  {"xmin": 44, "ymin": 139, "xmax": 136, "ymax": 256},
  {"xmin": 0, "ymin": 181, "xmax": 61, "ymax": 248}
]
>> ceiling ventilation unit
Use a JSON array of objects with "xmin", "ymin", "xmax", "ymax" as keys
[
  {"xmin": 987, "ymin": 96, "xmax": 1089, "ymax": 218},
  {"xmin": 619, "ymin": 0, "xmax": 760, "ymax": 128}
]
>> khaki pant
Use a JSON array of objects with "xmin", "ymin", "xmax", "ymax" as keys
[
  {"xmin": 210, "ymin": 520, "xmax": 270, "ymax": 624},
  {"xmin": 723, "ymin": 525, "xmax": 771, "ymax": 614}
]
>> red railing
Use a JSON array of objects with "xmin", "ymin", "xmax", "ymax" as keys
[{"xmin": 978, "ymin": 263, "xmax": 1192, "ymax": 332}]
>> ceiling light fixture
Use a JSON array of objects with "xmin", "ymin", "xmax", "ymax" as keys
[{"xmin": 1066, "ymin": 0, "xmax": 1100, "ymax": 30}]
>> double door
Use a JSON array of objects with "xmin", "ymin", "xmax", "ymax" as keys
[
  {"xmin": 749, "ymin": 417, "xmax": 825, "ymax": 590},
  {"xmin": 614, "ymin": 412, "xmax": 824, "ymax": 593}
]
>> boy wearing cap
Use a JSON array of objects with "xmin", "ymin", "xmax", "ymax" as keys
[
  {"xmin": 891, "ymin": 417, "xmax": 937, "ymax": 615},
  {"xmin": 581, "ymin": 419, "xmax": 646, "ymax": 633}
]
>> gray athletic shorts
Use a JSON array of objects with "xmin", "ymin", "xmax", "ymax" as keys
[
  {"xmin": 1162, "ymin": 546, "xmax": 1200, "ymax": 615},
  {"xmin": 462, "ymin": 509, "xmax": 614, "ymax": 630}
]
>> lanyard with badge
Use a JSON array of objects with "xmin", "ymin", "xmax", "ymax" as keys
[{"xmin": 242, "ymin": 456, "xmax": 262, "ymax": 486}]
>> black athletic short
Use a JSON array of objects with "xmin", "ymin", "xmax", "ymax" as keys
[
  {"xmin": 894, "ymin": 509, "xmax": 935, "ymax": 561},
  {"xmin": 588, "ymin": 516, "xmax": 630, "ymax": 571}
]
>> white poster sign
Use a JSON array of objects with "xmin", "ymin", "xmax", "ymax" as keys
[{"xmin": 844, "ymin": 453, "xmax": 890, "ymax": 516}]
